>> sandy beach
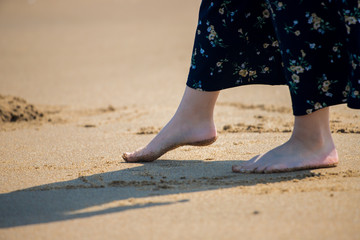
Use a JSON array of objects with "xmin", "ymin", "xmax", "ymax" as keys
[{"xmin": 1, "ymin": 0, "xmax": 360, "ymax": 239}]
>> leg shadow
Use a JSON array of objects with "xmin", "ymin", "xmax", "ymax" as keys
[{"xmin": 0, "ymin": 159, "xmax": 317, "ymax": 228}]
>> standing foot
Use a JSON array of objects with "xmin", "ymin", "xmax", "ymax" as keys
[
  {"xmin": 232, "ymin": 107, "xmax": 338, "ymax": 173},
  {"xmin": 232, "ymin": 138, "xmax": 338, "ymax": 173}
]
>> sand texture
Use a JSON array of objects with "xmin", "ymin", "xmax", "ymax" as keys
[{"xmin": 0, "ymin": 0, "xmax": 360, "ymax": 239}]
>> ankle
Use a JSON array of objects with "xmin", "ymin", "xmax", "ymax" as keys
[
  {"xmin": 289, "ymin": 129, "xmax": 336, "ymax": 156},
  {"xmin": 176, "ymin": 105, "xmax": 213, "ymax": 121},
  {"xmin": 291, "ymin": 108, "xmax": 335, "ymax": 148},
  {"xmin": 290, "ymin": 133, "xmax": 331, "ymax": 147},
  {"xmin": 173, "ymin": 107, "xmax": 214, "ymax": 126}
]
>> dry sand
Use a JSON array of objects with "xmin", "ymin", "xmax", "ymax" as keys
[{"xmin": 0, "ymin": 0, "xmax": 360, "ymax": 239}]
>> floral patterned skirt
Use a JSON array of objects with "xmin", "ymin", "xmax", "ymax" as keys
[{"xmin": 186, "ymin": 0, "xmax": 360, "ymax": 115}]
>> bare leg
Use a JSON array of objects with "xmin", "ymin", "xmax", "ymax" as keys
[
  {"xmin": 232, "ymin": 107, "xmax": 339, "ymax": 173},
  {"xmin": 123, "ymin": 86, "xmax": 219, "ymax": 162}
]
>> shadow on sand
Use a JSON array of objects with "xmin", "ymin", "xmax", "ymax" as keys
[{"xmin": 0, "ymin": 159, "xmax": 317, "ymax": 228}]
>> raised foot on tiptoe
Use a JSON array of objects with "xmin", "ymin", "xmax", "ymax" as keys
[
  {"xmin": 122, "ymin": 136, "xmax": 217, "ymax": 163},
  {"xmin": 232, "ymin": 140, "xmax": 339, "ymax": 174},
  {"xmin": 122, "ymin": 123, "xmax": 218, "ymax": 163}
]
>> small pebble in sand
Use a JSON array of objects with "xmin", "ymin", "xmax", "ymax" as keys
[
  {"xmin": 83, "ymin": 124, "xmax": 96, "ymax": 128},
  {"xmin": 223, "ymin": 124, "xmax": 233, "ymax": 131}
]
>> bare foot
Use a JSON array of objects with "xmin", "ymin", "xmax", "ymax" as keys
[
  {"xmin": 232, "ymin": 107, "xmax": 338, "ymax": 173},
  {"xmin": 122, "ymin": 119, "xmax": 217, "ymax": 162},
  {"xmin": 122, "ymin": 86, "xmax": 219, "ymax": 163},
  {"xmin": 232, "ymin": 137, "xmax": 338, "ymax": 173}
]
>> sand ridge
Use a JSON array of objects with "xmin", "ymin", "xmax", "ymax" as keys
[
  {"xmin": 1, "ymin": 95, "xmax": 359, "ymax": 135},
  {"xmin": 0, "ymin": 95, "xmax": 45, "ymax": 123}
]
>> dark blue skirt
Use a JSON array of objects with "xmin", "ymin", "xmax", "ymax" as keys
[{"xmin": 186, "ymin": 0, "xmax": 360, "ymax": 115}]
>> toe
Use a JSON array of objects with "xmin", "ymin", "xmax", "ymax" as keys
[
  {"xmin": 232, "ymin": 165, "xmax": 245, "ymax": 173},
  {"xmin": 252, "ymin": 167, "xmax": 263, "ymax": 174},
  {"xmin": 253, "ymin": 164, "xmax": 270, "ymax": 173},
  {"xmin": 245, "ymin": 167, "xmax": 259, "ymax": 173},
  {"xmin": 263, "ymin": 163, "xmax": 289, "ymax": 173},
  {"xmin": 122, "ymin": 152, "xmax": 130, "ymax": 162},
  {"xmin": 232, "ymin": 165, "xmax": 256, "ymax": 173},
  {"xmin": 239, "ymin": 163, "xmax": 257, "ymax": 173},
  {"xmin": 122, "ymin": 152, "xmax": 137, "ymax": 162}
]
